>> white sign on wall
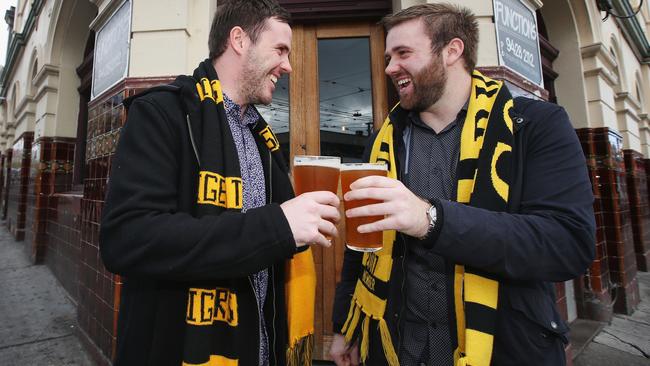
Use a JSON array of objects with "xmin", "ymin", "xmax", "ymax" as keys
[
  {"xmin": 92, "ymin": 1, "xmax": 132, "ymax": 100},
  {"xmin": 493, "ymin": 0, "xmax": 543, "ymax": 87}
]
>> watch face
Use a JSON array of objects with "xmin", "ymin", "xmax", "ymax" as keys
[{"xmin": 428, "ymin": 205, "xmax": 437, "ymax": 225}]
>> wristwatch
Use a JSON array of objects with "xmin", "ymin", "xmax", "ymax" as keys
[{"xmin": 419, "ymin": 201, "xmax": 437, "ymax": 240}]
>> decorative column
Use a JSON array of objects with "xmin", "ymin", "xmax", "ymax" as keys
[
  {"xmin": 575, "ymin": 128, "xmax": 613, "ymax": 321},
  {"xmin": 623, "ymin": 150, "xmax": 650, "ymax": 271},
  {"xmin": 2, "ymin": 149, "xmax": 13, "ymax": 220},
  {"xmin": 592, "ymin": 128, "xmax": 639, "ymax": 314},
  {"xmin": 6, "ymin": 132, "xmax": 33, "ymax": 242},
  {"xmin": 24, "ymin": 137, "xmax": 76, "ymax": 263}
]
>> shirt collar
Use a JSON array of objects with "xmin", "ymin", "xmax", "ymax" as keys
[
  {"xmin": 223, "ymin": 93, "xmax": 260, "ymax": 127},
  {"xmin": 408, "ymin": 100, "xmax": 469, "ymax": 134}
]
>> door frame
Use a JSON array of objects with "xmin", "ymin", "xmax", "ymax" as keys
[{"xmin": 287, "ymin": 21, "xmax": 389, "ymax": 360}]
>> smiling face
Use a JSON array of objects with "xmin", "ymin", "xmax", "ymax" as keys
[
  {"xmin": 240, "ymin": 17, "xmax": 292, "ymax": 106},
  {"xmin": 384, "ymin": 19, "xmax": 447, "ymax": 111}
]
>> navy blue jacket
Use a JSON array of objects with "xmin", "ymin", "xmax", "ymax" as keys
[{"xmin": 333, "ymin": 96, "xmax": 596, "ymax": 365}]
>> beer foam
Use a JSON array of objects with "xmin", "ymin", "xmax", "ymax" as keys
[
  {"xmin": 293, "ymin": 156, "xmax": 340, "ymax": 169},
  {"xmin": 340, "ymin": 162, "xmax": 387, "ymax": 171}
]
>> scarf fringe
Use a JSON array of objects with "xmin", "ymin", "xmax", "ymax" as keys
[
  {"xmin": 342, "ymin": 302, "xmax": 399, "ymax": 366},
  {"xmin": 286, "ymin": 334, "xmax": 313, "ymax": 366},
  {"xmin": 343, "ymin": 304, "xmax": 361, "ymax": 343},
  {"xmin": 379, "ymin": 319, "xmax": 399, "ymax": 366},
  {"xmin": 360, "ymin": 315, "xmax": 370, "ymax": 361}
]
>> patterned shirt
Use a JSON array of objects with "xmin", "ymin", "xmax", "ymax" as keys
[
  {"xmin": 223, "ymin": 94, "xmax": 269, "ymax": 366},
  {"xmin": 399, "ymin": 106, "xmax": 467, "ymax": 366}
]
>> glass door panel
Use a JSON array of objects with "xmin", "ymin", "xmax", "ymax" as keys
[{"xmin": 318, "ymin": 38, "xmax": 374, "ymax": 162}]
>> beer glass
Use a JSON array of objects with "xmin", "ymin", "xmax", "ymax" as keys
[
  {"xmin": 292, "ymin": 155, "xmax": 341, "ymax": 238},
  {"xmin": 341, "ymin": 162, "xmax": 387, "ymax": 252}
]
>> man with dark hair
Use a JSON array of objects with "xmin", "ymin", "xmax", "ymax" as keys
[
  {"xmin": 100, "ymin": 1, "xmax": 339, "ymax": 365},
  {"xmin": 330, "ymin": 3, "xmax": 595, "ymax": 366}
]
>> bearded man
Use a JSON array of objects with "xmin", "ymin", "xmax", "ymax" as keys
[
  {"xmin": 99, "ymin": 1, "xmax": 340, "ymax": 365},
  {"xmin": 330, "ymin": 3, "xmax": 595, "ymax": 366}
]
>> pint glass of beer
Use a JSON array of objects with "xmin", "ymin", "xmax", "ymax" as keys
[
  {"xmin": 293, "ymin": 155, "xmax": 341, "ymax": 196},
  {"xmin": 341, "ymin": 162, "xmax": 387, "ymax": 252},
  {"xmin": 293, "ymin": 156, "xmax": 341, "ymax": 240}
]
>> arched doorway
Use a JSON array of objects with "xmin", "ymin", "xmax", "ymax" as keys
[
  {"xmin": 537, "ymin": 11, "xmax": 559, "ymax": 104},
  {"xmin": 538, "ymin": 0, "xmax": 591, "ymax": 128}
]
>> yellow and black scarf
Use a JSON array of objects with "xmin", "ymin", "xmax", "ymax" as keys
[
  {"xmin": 182, "ymin": 60, "xmax": 315, "ymax": 365},
  {"xmin": 340, "ymin": 71, "xmax": 514, "ymax": 366}
]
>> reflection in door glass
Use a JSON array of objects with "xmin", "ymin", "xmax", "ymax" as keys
[
  {"xmin": 318, "ymin": 38, "xmax": 373, "ymax": 162},
  {"xmin": 257, "ymin": 74, "xmax": 290, "ymax": 163}
]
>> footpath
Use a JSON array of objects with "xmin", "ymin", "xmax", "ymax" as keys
[
  {"xmin": 0, "ymin": 222, "xmax": 648, "ymax": 365},
  {"xmin": 0, "ymin": 225, "xmax": 92, "ymax": 365},
  {"xmin": 573, "ymin": 270, "xmax": 650, "ymax": 365}
]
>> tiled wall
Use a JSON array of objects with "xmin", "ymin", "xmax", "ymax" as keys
[
  {"xmin": 575, "ymin": 128, "xmax": 613, "ymax": 321},
  {"xmin": 29, "ymin": 137, "xmax": 79, "ymax": 291},
  {"xmin": 0, "ymin": 154, "xmax": 5, "ymax": 213},
  {"xmin": 79, "ymin": 154, "xmax": 116, "ymax": 360},
  {"xmin": 6, "ymin": 132, "xmax": 33, "ymax": 242},
  {"xmin": 623, "ymin": 150, "xmax": 650, "ymax": 271},
  {"xmin": 78, "ymin": 77, "xmax": 174, "ymax": 362},
  {"xmin": 46, "ymin": 193, "xmax": 82, "ymax": 301},
  {"xmin": 24, "ymin": 142, "xmax": 42, "ymax": 260},
  {"xmin": 577, "ymin": 128, "xmax": 640, "ymax": 315},
  {"xmin": 2, "ymin": 150, "xmax": 12, "ymax": 220},
  {"xmin": 25, "ymin": 138, "xmax": 77, "ymax": 263},
  {"xmin": 79, "ymin": 88, "xmax": 124, "ymax": 362},
  {"xmin": 647, "ymin": 159, "xmax": 650, "ymax": 225}
]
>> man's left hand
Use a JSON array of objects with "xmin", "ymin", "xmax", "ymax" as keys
[{"xmin": 344, "ymin": 175, "xmax": 430, "ymax": 238}]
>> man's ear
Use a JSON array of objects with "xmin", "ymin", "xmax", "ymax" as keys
[
  {"xmin": 229, "ymin": 26, "xmax": 247, "ymax": 55},
  {"xmin": 444, "ymin": 38, "xmax": 465, "ymax": 67}
]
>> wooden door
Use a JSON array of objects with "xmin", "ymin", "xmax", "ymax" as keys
[
  {"xmin": 258, "ymin": 20, "xmax": 388, "ymax": 360},
  {"xmin": 292, "ymin": 22, "xmax": 388, "ymax": 360},
  {"xmin": 257, "ymin": 20, "xmax": 388, "ymax": 361}
]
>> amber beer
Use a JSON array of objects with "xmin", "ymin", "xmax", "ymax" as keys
[
  {"xmin": 341, "ymin": 163, "xmax": 387, "ymax": 252},
  {"xmin": 293, "ymin": 156, "xmax": 341, "ymax": 241},
  {"xmin": 293, "ymin": 155, "xmax": 341, "ymax": 196}
]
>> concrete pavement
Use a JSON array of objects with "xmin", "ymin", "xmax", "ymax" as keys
[
  {"xmin": 0, "ymin": 225, "xmax": 92, "ymax": 365},
  {"xmin": 573, "ymin": 271, "xmax": 650, "ymax": 366},
  {"xmin": 0, "ymin": 220, "xmax": 649, "ymax": 365}
]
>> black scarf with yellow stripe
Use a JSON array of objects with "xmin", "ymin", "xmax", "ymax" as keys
[
  {"xmin": 181, "ymin": 60, "xmax": 315, "ymax": 365},
  {"xmin": 340, "ymin": 71, "xmax": 514, "ymax": 366}
]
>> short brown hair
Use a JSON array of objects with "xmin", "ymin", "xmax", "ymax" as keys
[
  {"xmin": 208, "ymin": 0, "xmax": 291, "ymax": 60},
  {"xmin": 380, "ymin": 3, "xmax": 478, "ymax": 72}
]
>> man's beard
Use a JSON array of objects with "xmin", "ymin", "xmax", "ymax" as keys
[
  {"xmin": 400, "ymin": 53, "xmax": 447, "ymax": 112},
  {"xmin": 240, "ymin": 48, "xmax": 272, "ymax": 106}
]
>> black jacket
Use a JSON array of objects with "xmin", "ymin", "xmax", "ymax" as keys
[
  {"xmin": 333, "ymin": 97, "xmax": 596, "ymax": 365},
  {"xmin": 99, "ymin": 81, "xmax": 297, "ymax": 365}
]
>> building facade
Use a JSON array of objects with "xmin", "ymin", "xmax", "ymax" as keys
[{"xmin": 0, "ymin": 0, "xmax": 648, "ymax": 364}]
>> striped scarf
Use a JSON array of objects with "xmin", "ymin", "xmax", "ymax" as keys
[
  {"xmin": 340, "ymin": 70, "xmax": 514, "ymax": 366},
  {"xmin": 182, "ymin": 59, "xmax": 315, "ymax": 365}
]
